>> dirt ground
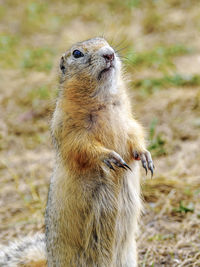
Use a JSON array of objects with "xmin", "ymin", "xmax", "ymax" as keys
[{"xmin": 0, "ymin": 1, "xmax": 200, "ymax": 266}]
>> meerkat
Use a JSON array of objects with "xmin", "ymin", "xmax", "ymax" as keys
[{"xmin": 0, "ymin": 37, "xmax": 154, "ymax": 267}]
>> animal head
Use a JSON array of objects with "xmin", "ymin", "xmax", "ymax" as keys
[{"xmin": 60, "ymin": 37, "xmax": 121, "ymax": 95}]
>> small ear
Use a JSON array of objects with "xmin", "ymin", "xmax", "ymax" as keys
[{"xmin": 60, "ymin": 54, "xmax": 66, "ymax": 74}]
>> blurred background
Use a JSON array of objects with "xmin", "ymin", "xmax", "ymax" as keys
[{"xmin": 0, "ymin": 0, "xmax": 200, "ymax": 266}]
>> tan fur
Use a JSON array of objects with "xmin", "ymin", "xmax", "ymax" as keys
[
  {"xmin": 45, "ymin": 37, "xmax": 151, "ymax": 267},
  {"xmin": 0, "ymin": 37, "xmax": 153, "ymax": 267},
  {"xmin": 19, "ymin": 259, "xmax": 47, "ymax": 267},
  {"xmin": 0, "ymin": 234, "xmax": 46, "ymax": 267}
]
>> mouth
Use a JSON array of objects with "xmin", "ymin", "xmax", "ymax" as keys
[{"xmin": 98, "ymin": 64, "xmax": 114, "ymax": 80}]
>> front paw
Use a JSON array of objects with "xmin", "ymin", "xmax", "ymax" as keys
[
  {"xmin": 103, "ymin": 151, "xmax": 131, "ymax": 171},
  {"xmin": 133, "ymin": 150, "xmax": 154, "ymax": 177}
]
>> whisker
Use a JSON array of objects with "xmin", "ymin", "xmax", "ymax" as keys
[
  {"xmin": 118, "ymin": 56, "xmax": 130, "ymax": 62},
  {"xmin": 113, "ymin": 38, "xmax": 128, "ymax": 50},
  {"xmin": 109, "ymin": 36, "xmax": 116, "ymax": 47},
  {"xmin": 115, "ymin": 44, "xmax": 130, "ymax": 54}
]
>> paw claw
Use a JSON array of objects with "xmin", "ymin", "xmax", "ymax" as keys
[
  {"xmin": 118, "ymin": 165, "xmax": 127, "ymax": 170},
  {"xmin": 104, "ymin": 159, "xmax": 115, "ymax": 171},
  {"xmin": 134, "ymin": 150, "xmax": 154, "ymax": 177},
  {"xmin": 149, "ymin": 163, "xmax": 154, "ymax": 177},
  {"xmin": 103, "ymin": 152, "xmax": 131, "ymax": 172},
  {"xmin": 143, "ymin": 163, "xmax": 148, "ymax": 175},
  {"xmin": 113, "ymin": 159, "xmax": 131, "ymax": 171},
  {"xmin": 123, "ymin": 163, "xmax": 132, "ymax": 171}
]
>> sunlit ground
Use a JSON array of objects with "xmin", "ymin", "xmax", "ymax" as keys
[{"xmin": 0, "ymin": 1, "xmax": 200, "ymax": 266}]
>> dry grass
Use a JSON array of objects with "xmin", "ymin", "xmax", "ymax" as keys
[{"xmin": 0, "ymin": 0, "xmax": 200, "ymax": 266}]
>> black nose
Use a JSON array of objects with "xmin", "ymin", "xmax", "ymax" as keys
[{"xmin": 103, "ymin": 53, "xmax": 114, "ymax": 62}]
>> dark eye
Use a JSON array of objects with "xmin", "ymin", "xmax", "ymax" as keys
[{"xmin": 72, "ymin": 50, "xmax": 84, "ymax": 58}]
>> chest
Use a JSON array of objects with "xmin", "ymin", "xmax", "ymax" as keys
[{"xmin": 86, "ymin": 103, "xmax": 129, "ymax": 150}]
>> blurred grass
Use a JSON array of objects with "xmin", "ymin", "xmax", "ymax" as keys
[
  {"xmin": 126, "ymin": 44, "xmax": 193, "ymax": 72},
  {"xmin": 0, "ymin": 0, "xmax": 200, "ymax": 266},
  {"xmin": 133, "ymin": 74, "xmax": 200, "ymax": 95},
  {"xmin": 21, "ymin": 47, "xmax": 55, "ymax": 72},
  {"xmin": 148, "ymin": 118, "xmax": 166, "ymax": 157}
]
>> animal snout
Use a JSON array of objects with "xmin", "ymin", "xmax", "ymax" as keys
[{"xmin": 103, "ymin": 53, "xmax": 114, "ymax": 63}]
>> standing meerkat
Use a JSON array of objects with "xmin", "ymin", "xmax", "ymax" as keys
[{"xmin": 0, "ymin": 37, "xmax": 154, "ymax": 267}]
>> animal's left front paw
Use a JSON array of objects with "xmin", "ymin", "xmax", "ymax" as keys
[{"xmin": 133, "ymin": 150, "xmax": 154, "ymax": 177}]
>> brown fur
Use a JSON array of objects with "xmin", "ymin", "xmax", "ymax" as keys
[{"xmin": 45, "ymin": 37, "xmax": 153, "ymax": 267}]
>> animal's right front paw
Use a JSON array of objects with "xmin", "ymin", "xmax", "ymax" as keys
[{"xmin": 103, "ymin": 151, "xmax": 131, "ymax": 171}]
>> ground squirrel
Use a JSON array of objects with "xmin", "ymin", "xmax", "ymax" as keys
[{"xmin": 0, "ymin": 37, "xmax": 154, "ymax": 267}]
